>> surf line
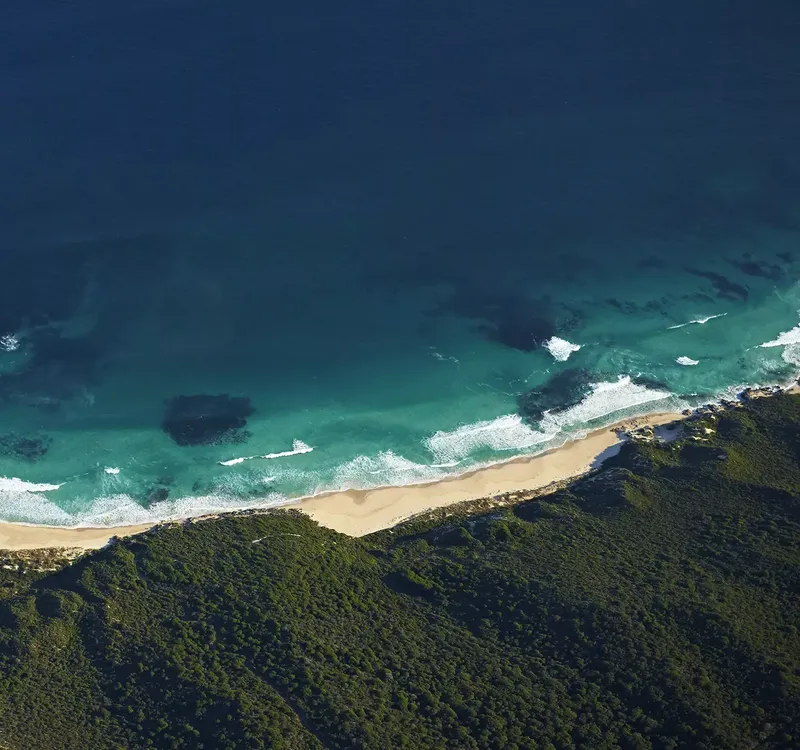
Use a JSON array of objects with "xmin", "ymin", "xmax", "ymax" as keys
[
  {"xmin": 219, "ymin": 440, "xmax": 313, "ymax": 466},
  {"xmin": 667, "ymin": 313, "xmax": 727, "ymax": 330}
]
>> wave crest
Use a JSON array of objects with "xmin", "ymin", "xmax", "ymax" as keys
[
  {"xmin": 667, "ymin": 313, "xmax": 727, "ymax": 330},
  {"xmin": 759, "ymin": 319, "xmax": 800, "ymax": 367},
  {"xmin": 543, "ymin": 336, "xmax": 582, "ymax": 362},
  {"xmin": 220, "ymin": 439, "xmax": 313, "ymax": 466},
  {"xmin": 539, "ymin": 376, "xmax": 673, "ymax": 433},
  {"xmin": 332, "ymin": 451, "xmax": 442, "ymax": 490},
  {"xmin": 425, "ymin": 414, "xmax": 553, "ymax": 464}
]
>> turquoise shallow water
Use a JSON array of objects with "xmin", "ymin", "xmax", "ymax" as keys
[{"xmin": 1, "ymin": 1, "xmax": 799, "ymax": 525}]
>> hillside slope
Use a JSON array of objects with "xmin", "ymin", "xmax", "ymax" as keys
[{"xmin": 0, "ymin": 396, "xmax": 798, "ymax": 749}]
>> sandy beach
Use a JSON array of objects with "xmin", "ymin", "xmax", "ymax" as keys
[
  {"xmin": 0, "ymin": 411, "xmax": 683, "ymax": 552},
  {"xmin": 298, "ymin": 412, "xmax": 682, "ymax": 536},
  {"xmin": 0, "ymin": 521, "xmax": 154, "ymax": 553}
]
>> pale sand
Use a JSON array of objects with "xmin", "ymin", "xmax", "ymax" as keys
[
  {"xmin": 0, "ymin": 522, "xmax": 154, "ymax": 553},
  {"xmin": 299, "ymin": 412, "xmax": 683, "ymax": 537},
  {"xmin": 0, "ymin": 411, "xmax": 684, "ymax": 552}
]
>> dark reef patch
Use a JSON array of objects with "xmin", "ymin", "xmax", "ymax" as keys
[
  {"xmin": 480, "ymin": 311, "xmax": 555, "ymax": 352},
  {"xmin": 518, "ymin": 369, "xmax": 593, "ymax": 424},
  {"xmin": 146, "ymin": 487, "xmax": 170, "ymax": 505},
  {"xmin": 161, "ymin": 394, "xmax": 254, "ymax": 447},
  {"xmin": 726, "ymin": 256, "xmax": 784, "ymax": 281},
  {"xmin": 605, "ymin": 298, "xmax": 638, "ymax": 315},
  {"xmin": 686, "ymin": 268, "xmax": 749, "ymax": 301},
  {"xmin": 605, "ymin": 297, "xmax": 671, "ymax": 316},
  {"xmin": 434, "ymin": 287, "xmax": 581, "ymax": 352},
  {"xmin": 0, "ymin": 433, "xmax": 52, "ymax": 462},
  {"xmin": 630, "ymin": 374, "xmax": 671, "ymax": 392}
]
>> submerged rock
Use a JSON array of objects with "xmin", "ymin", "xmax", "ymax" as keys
[
  {"xmin": 161, "ymin": 394, "xmax": 254, "ymax": 447},
  {"xmin": 146, "ymin": 487, "xmax": 170, "ymax": 504},
  {"xmin": 0, "ymin": 433, "xmax": 52, "ymax": 462},
  {"xmin": 518, "ymin": 369, "xmax": 593, "ymax": 424}
]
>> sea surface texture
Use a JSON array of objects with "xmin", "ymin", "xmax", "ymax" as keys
[{"xmin": 1, "ymin": 1, "xmax": 799, "ymax": 525}]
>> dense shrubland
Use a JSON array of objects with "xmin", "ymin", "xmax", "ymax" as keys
[{"xmin": 0, "ymin": 395, "xmax": 798, "ymax": 749}]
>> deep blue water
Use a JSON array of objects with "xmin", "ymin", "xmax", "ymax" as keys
[{"xmin": 1, "ymin": 1, "xmax": 800, "ymax": 524}]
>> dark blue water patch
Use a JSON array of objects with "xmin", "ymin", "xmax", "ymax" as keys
[
  {"xmin": 0, "ymin": 328, "xmax": 104, "ymax": 410},
  {"xmin": 429, "ymin": 286, "xmax": 582, "ymax": 353},
  {"xmin": 649, "ymin": 150, "xmax": 800, "ymax": 237},
  {"xmin": 161, "ymin": 394, "xmax": 255, "ymax": 447},
  {"xmin": 685, "ymin": 269, "xmax": 749, "ymax": 302},
  {"xmin": 736, "ymin": 153, "xmax": 800, "ymax": 232},
  {"xmin": 726, "ymin": 255, "xmax": 786, "ymax": 282},
  {"xmin": 603, "ymin": 296, "xmax": 674, "ymax": 317},
  {"xmin": 0, "ymin": 243, "xmax": 92, "ymax": 334}
]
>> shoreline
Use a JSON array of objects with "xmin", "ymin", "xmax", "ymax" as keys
[
  {"xmin": 0, "ymin": 410, "xmax": 685, "ymax": 551},
  {"xmin": 298, "ymin": 412, "xmax": 683, "ymax": 537},
  {"xmin": 1, "ymin": 382, "xmax": 795, "ymax": 552}
]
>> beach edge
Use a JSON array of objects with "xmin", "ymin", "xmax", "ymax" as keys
[{"xmin": 0, "ymin": 411, "xmax": 684, "ymax": 551}]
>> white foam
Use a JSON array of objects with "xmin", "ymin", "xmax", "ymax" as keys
[
  {"xmin": 0, "ymin": 476, "xmax": 64, "ymax": 492},
  {"xmin": 543, "ymin": 336, "xmax": 581, "ymax": 362},
  {"xmin": 75, "ymin": 494, "xmax": 160, "ymax": 526},
  {"xmin": 0, "ymin": 489, "xmax": 74, "ymax": 525},
  {"xmin": 262, "ymin": 440, "xmax": 313, "ymax": 459},
  {"xmin": 759, "ymin": 319, "xmax": 800, "ymax": 368},
  {"xmin": 539, "ymin": 376, "xmax": 672, "ymax": 433},
  {"xmin": 0, "ymin": 334, "xmax": 19, "ymax": 352},
  {"xmin": 219, "ymin": 439, "xmax": 313, "ymax": 466},
  {"xmin": 426, "ymin": 414, "xmax": 554, "ymax": 464},
  {"xmin": 676, "ymin": 356, "xmax": 699, "ymax": 366},
  {"xmin": 783, "ymin": 345, "xmax": 800, "ymax": 368},
  {"xmin": 759, "ymin": 322, "xmax": 800, "ymax": 349},
  {"xmin": 104, "ymin": 467, "xmax": 121, "ymax": 475},
  {"xmin": 72, "ymin": 491, "xmax": 292, "ymax": 528},
  {"xmin": 667, "ymin": 313, "xmax": 727, "ymax": 330},
  {"xmin": 332, "ymin": 451, "xmax": 442, "ymax": 490},
  {"xmin": 219, "ymin": 456, "xmax": 249, "ymax": 466},
  {"xmin": 431, "ymin": 350, "xmax": 460, "ymax": 364},
  {"xmin": 220, "ymin": 456, "xmax": 250, "ymax": 466},
  {"xmin": 0, "ymin": 476, "xmax": 72, "ymax": 524}
]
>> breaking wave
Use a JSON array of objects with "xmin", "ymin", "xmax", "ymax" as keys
[
  {"xmin": 543, "ymin": 336, "xmax": 582, "ymax": 362},
  {"xmin": 759, "ymin": 316, "xmax": 800, "ymax": 368},
  {"xmin": 425, "ymin": 414, "xmax": 554, "ymax": 464},
  {"xmin": 539, "ymin": 376, "xmax": 674, "ymax": 433},
  {"xmin": 0, "ymin": 334, "xmax": 20, "ymax": 352},
  {"xmin": 0, "ymin": 485, "xmax": 292, "ymax": 527},
  {"xmin": 331, "ymin": 450, "xmax": 443, "ymax": 490},
  {"xmin": 667, "ymin": 313, "xmax": 727, "ymax": 330},
  {"xmin": 219, "ymin": 439, "xmax": 313, "ymax": 466},
  {"xmin": 0, "ymin": 476, "xmax": 64, "ymax": 493}
]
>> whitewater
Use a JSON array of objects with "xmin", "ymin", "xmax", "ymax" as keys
[{"xmin": 3, "ymin": 299, "xmax": 799, "ymax": 529}]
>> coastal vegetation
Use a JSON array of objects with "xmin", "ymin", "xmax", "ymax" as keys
[{"xmin": 0, "ymin": 395, "xmax": 798, "ymax": 749}]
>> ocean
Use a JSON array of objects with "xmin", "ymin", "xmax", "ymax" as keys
[{"xmin": 1, "ymin": 0, "xmax": 799, "ymax": 525}]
